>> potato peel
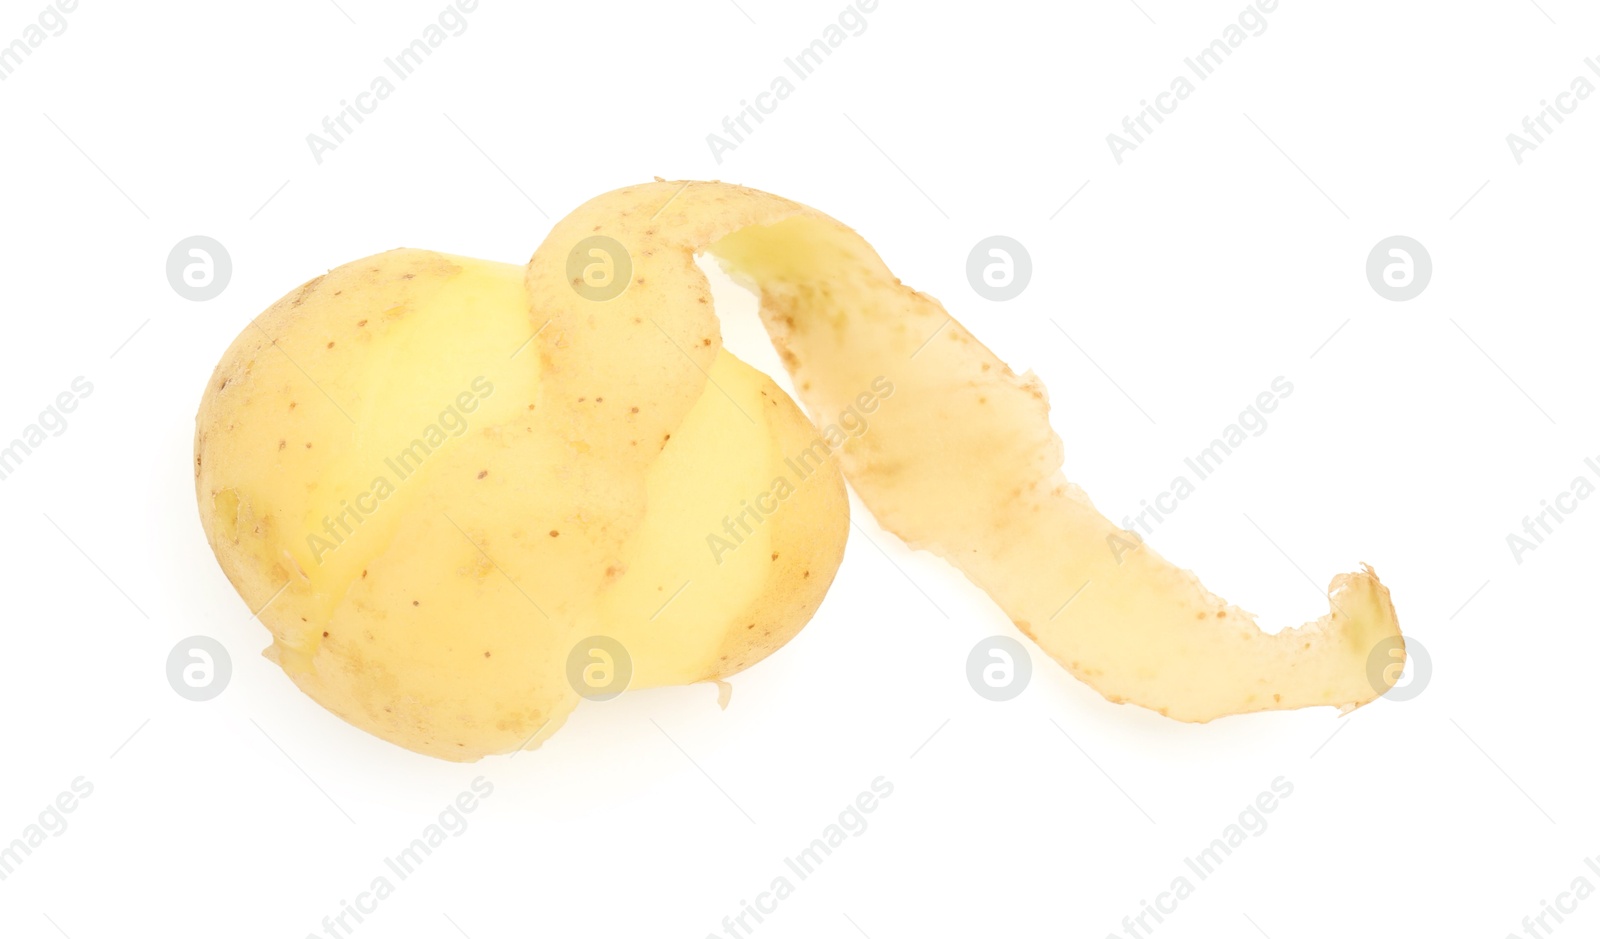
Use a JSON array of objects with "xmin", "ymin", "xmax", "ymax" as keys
[{"xmin": 554, "ymin": 179, "xmax": 1405, "ymax": 722}]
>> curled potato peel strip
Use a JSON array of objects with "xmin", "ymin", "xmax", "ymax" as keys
[
  {"xmin": 196, "ymin": 179, "xmax": 1403, "ymax": 762},
  {"xmin": 548, "ymin": 180, "xmax": 1403, "ymax": 719}
]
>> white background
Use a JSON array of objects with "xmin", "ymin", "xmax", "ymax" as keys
[{"xmin": 1, "ymin": 1, "xmax": 1597, "ymax": 937}]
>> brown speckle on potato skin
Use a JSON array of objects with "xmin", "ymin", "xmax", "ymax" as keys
[{"xmin": 290, "ymin": 276, "xmax": 325, "ymax": 307}]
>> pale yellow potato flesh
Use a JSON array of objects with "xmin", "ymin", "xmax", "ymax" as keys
[{"xmin": 195, "ymin": 180, "xmax": 1403, "ymax": 762}]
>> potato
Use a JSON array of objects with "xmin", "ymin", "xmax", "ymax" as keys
[
  {"xmin": 195, "ymin": 180, "xmax": 1403, "ymax": 761},
  {"xmin": 195, "ymin": 249, "xmax": 845, "ymax": 760}
]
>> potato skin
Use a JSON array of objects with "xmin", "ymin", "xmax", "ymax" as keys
[{"xmin": 196, "ymin": 251, "xmax": 464, "ymax": 626}]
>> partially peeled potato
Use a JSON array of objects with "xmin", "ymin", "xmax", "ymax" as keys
[{"xmin": 194, "ymin": 180, "xmax": 1403, "ymax": 761}]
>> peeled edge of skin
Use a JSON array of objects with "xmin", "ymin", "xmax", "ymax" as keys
[{"xmin": 530, "ymin": 179, "xmax": 1405, "ymax": 722}]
